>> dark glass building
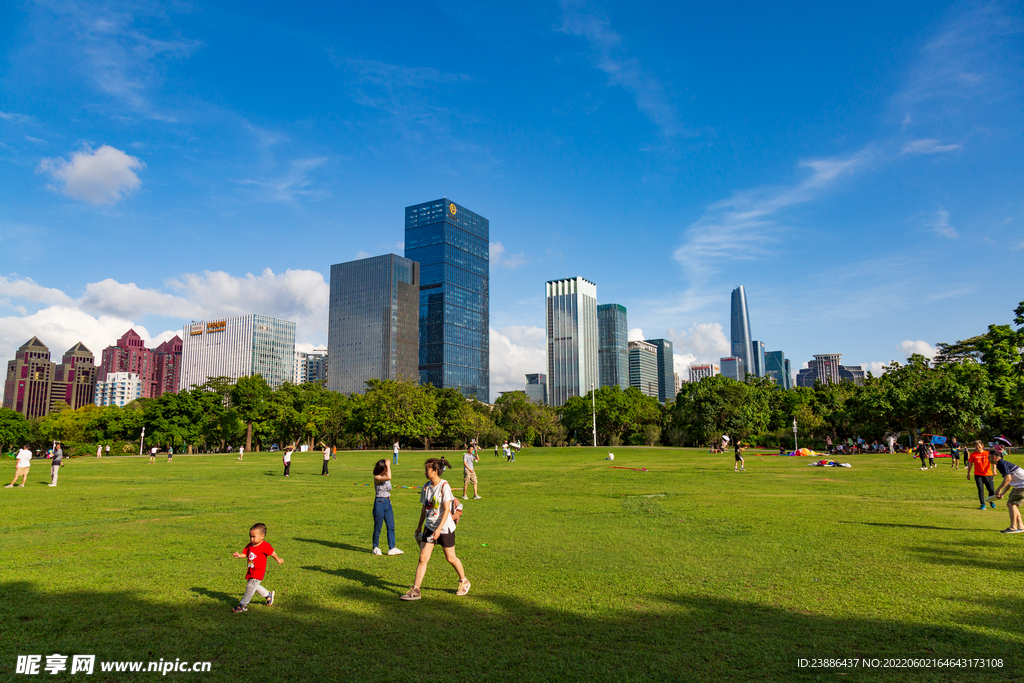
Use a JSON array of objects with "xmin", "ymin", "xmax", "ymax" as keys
[
  {"xmin": 405, "ymin": 199, "xmax": 489, "ymax": 402},
  {"xmin": 645, "ymin": 338, "xmax": 676, "ymax": 403},
  {"xmin": 628, "ymin": 341, "xmax": 659, "ymax": 398},
  {"xmin": 327, "ymin": 254, "xmax": 420, "ymax": 395},
  {"xmin": 597, "ymin": 303, "xmax": 628, "ymax": 389},
  {"xmin": 764, "ymin": 350, "xmax": 792, "ymax": 389},
  {"xmin": 750, "ymin": 340, "xmax": 766, "ymax": 378},
  {"xmin": 730, "ymin": 285, "xmax": 754, "ymax": 378}
]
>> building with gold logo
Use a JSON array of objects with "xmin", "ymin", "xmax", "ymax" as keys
[{"xmin": 180, "ymin": 314, "xmax": 296, "ymax": 390}]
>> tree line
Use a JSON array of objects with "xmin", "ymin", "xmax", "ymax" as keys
[{"xmin": 2, "ymin": 301, "xmax": 1021, "ymax": 455}]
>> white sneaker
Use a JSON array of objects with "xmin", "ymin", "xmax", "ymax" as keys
[
  {"xmin": 387, "ymin": 547, "xmax": 404, "ymax": 555},
  {"xmin": 371, "ymin": 547, "xmax": 382, "ymax": 556},
  {"xmin": 473, "ymin": 495, "xmax": 482, "ymax": 499},
  {"xmin": 462, "ymin": 495, "xmax": 469, "ymax": 500},
  {"xmin": 48, "ymin": 484, "xmax": 56, "ymax": 487}
]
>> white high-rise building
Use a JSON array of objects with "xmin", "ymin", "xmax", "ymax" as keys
[
  {"xmin": 94, "ymin": 372, "xmax": 142, "ymax": 407},
  {"xmin": 689, "ymin": 364, "xmax": 720, "ymax": 383},
  {"xmin": 294, "ymin": 348, "xmax": 328, "ymax": 384},
  {"xmin": 546, "ymin": 277, "xmax": 598, "ymax": 407},
  {"xmin": 180, "ymin": 314, "xmax": 296, "ymax": 390}
]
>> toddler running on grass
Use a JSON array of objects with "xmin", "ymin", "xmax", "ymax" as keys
[{"xmin": 232, "ymin": 523, "xmax": 283, "ymax": 612}]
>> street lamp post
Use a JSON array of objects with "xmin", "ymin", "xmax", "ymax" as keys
[
  {"xmin": 139, "ymin": 425, "xmax": 146, "ymax": 457},
  {"xmin": 792, "ymin": 417, "xmax": 798, "ymax": 452},
  {"xmin": 591, "ymin": 383, "xmax": 597, "ymax": 448}
]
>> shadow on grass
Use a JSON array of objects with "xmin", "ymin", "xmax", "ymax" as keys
[
  {"xmin": 838, "ymin": 521, "xmax": 985, "ymax": 531},
  {"xmin": 300, "ymin": 566, "xmax": 407, "ymax": 594},
  {"xmin": 293, "ymin": 537, "xmax": 367, "ymax": 554},
  {"xmin": 189, "ymin": 586, "xmax": 237, "ymax": 605},
  {"xmin": 907, "ymin": 541, "xmax": 1024, "ymax": 572},
  {"xmin": 1, "ymin": 581, "xmax": 1020, "ymax": 682}
]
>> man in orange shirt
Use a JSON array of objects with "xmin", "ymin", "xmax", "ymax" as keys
[{"xmin": 966, "ymin": 440, "xmax": 996, "ymax": 510}]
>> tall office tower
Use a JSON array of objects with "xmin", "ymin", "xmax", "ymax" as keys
[
  {"xmin": 750, "ymin": 340, "xmax": 766, "ymax": 378},
  {"xmin": 328, "ymin": 254, "xmax": 419, "ymax": 395},
  {"xmin": 180, "ymin": 314, "xmax": 296, "ymax": 390},
  {"xmin": 525, "ymin": 373, "xmax": 547, "ymax": 405},
  {"xmin": 53, "ymin": 343, "xmax": 99, "ymax": 410},
  {"xmin": 294, "ymin": 348, "xmax": 329, "ymax": 385},
  {"xmin": 730, "ymin": 286, "xmax": 754, "ymax": 378},
  {"xmin": 645, "ymin": 338, "xmax": 676, "ymax": 403},
  {"xmin": 546, "ymin": 277, "xmax": 599, "ymax": 407},
  {"xmin": 100, "ymin": 329, "xmax": 182, "ymax": 398},
  {"xmin": 94, "ymin": 372, "xmax": 143, "ymax": 407},
  {"xmin": 720, "ymin": 357, "xmax": 744, "ymax": 381},
  {"xmin": 784, "ymin": 358, "xmax": 792, "ymax": 387},
  {"xmin": 3, "ymin": 337, "xmax": 99, "ymax": 416},
  {"xmin": 628, "ymin": 340, "xmax": 660, "ymax": 398},
  {"xmin": 689, "ymin": 364, "xmax": 720, "ymax": 383},
  {"xmin": 764, "ymin": 350, "xmax": 792, "ymax": 389},
  {"xmin": 795, "ymin": 353, "xmax": 866, "ymax": 387},
  {"xmin": 3, "ymin": 337, "xmax": 53, "ymax": 418},
  {"xmin": 674, "ymin": 372, "xmax": 681, "ymax": 393},
  {"xmin": 597, "ymin": 304, "xmax": 628, "ymax": 389},
  {"xmin": 152, "ymin": 336, "xmax": 183, "ymax": 396},
  {"xmin": 405, "ymin": 198, "xmax": 489, "ymax": 402}
]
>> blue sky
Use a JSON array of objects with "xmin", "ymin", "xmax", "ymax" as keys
[{"xmin": 1, "ymin": 0, "xmax": 1022, "ymax": 400}]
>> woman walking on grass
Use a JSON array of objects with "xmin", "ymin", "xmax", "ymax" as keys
[
  {"xmin": 371, "ymin": 459, "xmax": 403, "ymax": 556},
  {"xmin": 401, "ymin": 457, "xmax": 470, "ymax": 601}
]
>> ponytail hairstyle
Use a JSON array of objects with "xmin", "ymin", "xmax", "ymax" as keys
[
  {"xmin": 373, "ymin": 459, "xmax": 388, "ymax": 476},
  {"xmin": 424, "ymin": 457, "xmax": 451, "ymax": 475}
]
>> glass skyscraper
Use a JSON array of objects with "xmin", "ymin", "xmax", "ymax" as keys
[
  {"xmin": 405, "ymin": 199, "xmax": 489, "ymax": 402},
  {"xmin": 327, "ymin": 254, "xmax": 419, "ymax": 395},
  {"xmin": 546, "ymin": 277, "xmax": 598, "ymax": 407},
  {"xmin": 750, "ymin": 340, "xmax": 766, "ymax": 379},
  {"xmin": 628, "ymin": 340, "xmax": 659, "ymax": 398},
  {"xmin": 180, "ymin": 314, "xmax": 296, "ymax": 390},
  {"xmin": 644, "ymin": 338, "xmax": 676, "ymax": 403},
  {"xmin": 597, "ymin": 303, "xmax": 628, "ymax": 389},
  {"xmin": 730, "ymin": 285, "xmax": 754, "ymax": 378},
  {"xmin": 764, "ymin": 350, "xmax": 792, "ymax": 389}
]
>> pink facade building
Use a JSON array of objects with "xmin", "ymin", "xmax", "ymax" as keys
[
  {"xmin": 3, "ymin": 337, "xmax": 98, "ymax": 418},
  {"xmin": 99, "ymin": 329, "xmax": 183, "ymax": 398}
]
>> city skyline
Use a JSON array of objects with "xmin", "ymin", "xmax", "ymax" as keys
[{"xmin": 1, "ymin": 3, "xmax": 1021, "ymax": 401}]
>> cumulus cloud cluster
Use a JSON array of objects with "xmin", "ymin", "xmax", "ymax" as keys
[
  {"xmin": 489, "ymin": 325, "xmax": 546, "ymax": 401},
  {"xmin": 0, "ymin": 269, "xmax": 329, "ymax": 371},
  {"xmin": 38, "ymin": 145, "xmax": 144, "ymax": 205}
]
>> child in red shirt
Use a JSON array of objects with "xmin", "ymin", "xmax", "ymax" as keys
[{"xmin": 232, "ymin": 523, "xmax": 284, "ymax": 613}]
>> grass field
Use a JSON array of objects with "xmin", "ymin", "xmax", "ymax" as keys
[{"xmin": 0, "ymin": 447, "xmax": 1020, "ymax": 682}]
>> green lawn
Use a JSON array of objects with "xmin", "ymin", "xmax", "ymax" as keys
[{"xmin": 0, "ymin": 447, "xmax": 1020, "ymax": 682}]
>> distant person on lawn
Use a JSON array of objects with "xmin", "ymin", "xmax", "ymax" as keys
[
  {"xmin": 321, "ymin": 444, "xmax": 330, "ymax": 476},
  {"xmin": 733, "ymin": 441, "xmax": 746, "ymax": 472},
  {"xmin": 393, "ymin": 441, "xmax": 400, "ymax": 465},
  {"xmin": 990, "ymin": 446, "xmax": 1024, "ymax": 533},
  {"xmin": 915, "ymin": 440, "xmax": 929, "ymax": 470},
  {"xmin": 149, "ymin": 446, "xmax": 158, "ymax": 464},
  {"xmin": 231, "ymin": 522, "xmax": 283, "ymax": 612},
  {"xmin": 966, "ymin": 441, "xmax": 996, "ymax": 510},
  {"xmin": 6, "ymin": 445, "xmax": 33, "ymax": 488},
  {"xmin": 949, "ymin": 438, "xmax": 961, "ymax": 470},
  {"xmin": 282, "ymin": 448, "xmax": 292, "ymax": 477},
  {"xmin": 463, "ymin": 447, "xmax": 480, "ymax": 500},
  {"xmin": 49, "ymin": 442, "xmax": 63, "ymax": 487},
  {"xmin": 400, "ymin": 457, "xmax": 470, "ymax": 601},
  {"xmin": 238, "ymin": 446, "xmax": 244, "ymax": 461},
  {"xmin": 371, "ymin": 458, "xmax": 403, "ymax": 556}
]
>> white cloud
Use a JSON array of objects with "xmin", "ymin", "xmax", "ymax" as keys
[
  {"xmin": 0, "ymin": 276, "xmax": 74, "ymax": 306},
  {"xmin": 673, "ymin": 147, "xmax": 875, "ymax": 278},
  {"xmin": 490, "ymin": 241, "xmax": 526, "ymax": 269},
  {"xmin": 0, "ymin": 269, "xmax": 331, "ymax": 378},
  {"xmin": 0, "ymin": 305, "xmax": 174, "ymax": 375},
  {"xmin": 926, "ymin": 209, "xmax": 957, "ymax": 238},
  {"xmin": 665, "ymin": 322, "xmax": 730, "ymax": 363},
  {"xmin": 355, "ymin": 251, "xmax": 372, "ymax": 260},
  {"xmin": 900, "ymin": 340, "xmax": 937, "ymax": 360},
  {"xmin": 489, "ymin": 325, "xmax": 546, "ymax": 401},
  {"xmin": 38, "ymin": 145, "xmax": 144, "ymax": 205},
  {"xmin": 233, "ymin": 157, "xmax": 329, "ymax": 202},
  {"xmin": 901, "ymin": 139, "xmax": 962, "ymax": 154},
  {"xmin": 862, "ymin": 361, "xmax": 891, "ymax": 376},
  {"xmin": 628, "ymin": 328, "xmax": 644, "ymax": 342},
  {"xmin": 558, "ymin": 1, "xmax": 680, "ymax": 137}
]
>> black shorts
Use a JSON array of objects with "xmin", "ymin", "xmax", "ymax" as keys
[
  {"xmin": 734, "ymin": 453, "xmax": 743, "ymax": 461},
  {"xmin": 423, "ymin": 529, "xmax": 455, "ymax": 548}
]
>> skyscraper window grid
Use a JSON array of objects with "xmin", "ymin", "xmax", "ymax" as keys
[
  {"xmin": 597, "ymin": 303, "xmax": 628, "ymax": 389},
  {"xmin": 405, "ymin": 198, "xmax": 489, "ymax": 402},
  {"xmin": 546, "ymin": 277, "xmax": 598, "ymax": 407},
  {"xmin": 730, "ymin": 285, "xmax": 754, "ymax": 378}
]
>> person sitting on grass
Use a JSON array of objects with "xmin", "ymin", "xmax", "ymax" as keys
[
  {"xmin": 966, "ymin": 441, "xmax": 996, "ymax": 510},
  {"xmin": 400, "ymin": 457, "xmax": 470, "ymax": 601},
  {"xmin": 231, "ymin": 523, "xmax": 283, "ymax": 613},
  {"xmin": 990, "ymin": 446, "xmax": 1024, "ymax": 533},
  {"xmin": 5, "ymin": 445, "xmax": 32, "ymax": 488}
]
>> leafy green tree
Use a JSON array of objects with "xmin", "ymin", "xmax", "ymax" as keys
[
  {"xmin": 231, "ymin": 375, "xmax": 273, "ymax": 453},
  {"xmin": 362, "ymin": 380, "xmax": 438, "ymax": 447},
  {"xmin": 0, "ymin": 408, "xmax": 30, "ymax": 452}
]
